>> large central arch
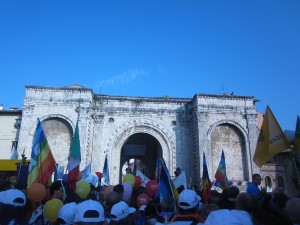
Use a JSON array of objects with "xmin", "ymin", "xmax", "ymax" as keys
[
  {"xmin": 110, "ymin": 119, "xmax": 175, "ymax": 185},
  {"xmin": 120, "ymin": 133, "xmax": 162, "ymax": 181}
]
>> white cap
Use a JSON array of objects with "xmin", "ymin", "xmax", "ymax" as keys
[
  {"xmin": 74, "ymin": 200, "xmax": 105, "ymax": 222},
  {"xmin": 178, "ymin": 189, "xmax": 201, "ymax": 209},
  {"xmin": 110, "ymin": 201, "xmax": 136, "ymax": 221},
  {"xmin": 57, "ymin": 202, "xmax": 77, "ymax": 224},
  {"xmin": 0, "ymin": 189, "xmax": 26, "ymax": 207}
]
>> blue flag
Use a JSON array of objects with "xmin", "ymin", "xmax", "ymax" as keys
[
  {"xmin": 158, "ymin": 157, "xmax": 178, "ymax": 204},
  {"xmin": 102, "ymin": 155, "xmax": 110, "ymax": 185}
]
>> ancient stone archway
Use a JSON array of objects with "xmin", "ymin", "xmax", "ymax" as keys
[
  {"xmin": 109, "ymin": 119, "xmax": 176, "ymax": 184},
  {"xmin": 120, "ymin": 133, "xmax": 162, "ymax": 182}
]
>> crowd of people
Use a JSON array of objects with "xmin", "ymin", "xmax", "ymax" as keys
[{"xmin": 0, "ymin": 172, "xmax": 300, "ymax": 225}]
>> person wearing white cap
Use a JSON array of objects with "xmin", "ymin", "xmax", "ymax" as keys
[
  {"xmin": 204, "ymin": 193, "xmax": 253, "ymax": 225},
  {"xmin": 109, "ymin": 201, "xmax": 136, "ymax": 225},
  {"xmin": 0, "ymin": 188, "xmax": 27, "ymax": 225},
  {"xmin": 170, "ymin": 189, "xmax": 204, "ymax": 224},
  {"xmin": 56, "ymin": 202, "xmax": 77, "ymax": 225},
  {"xmin": 73, "ymin": 199, "xmax": 106, "ymax": 225}
]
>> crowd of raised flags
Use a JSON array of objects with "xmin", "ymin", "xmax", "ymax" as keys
[
  {"xmin": 23, "ymin": 116, "xmax": 234, "ymax": 204},
  {"xmin": 13, "ymin": 105, "xmax": 300, "ymax": 199},
  {"xmin": 1, "ymin": 105, "xmax": 300, "ymax": 224}
]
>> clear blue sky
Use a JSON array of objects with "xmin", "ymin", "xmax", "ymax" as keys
[{"xmin": 0, "ymin": 1, "xmax": 299, "ymax": 131}]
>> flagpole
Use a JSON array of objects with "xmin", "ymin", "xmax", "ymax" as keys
[
  {"xmin": 56, "ymin": 164, "xmax": 66, "ymax": 199},
  {"xmin": 244, "ymin": 99, "xmax": 253, "ymax": 175},
  {"xmin": 16, "ymin": 147, "xmax": 25, "ymax": 184},
  {"xmin": 290, "ymin": 150, "xmax": 300, "ymax": 179}
]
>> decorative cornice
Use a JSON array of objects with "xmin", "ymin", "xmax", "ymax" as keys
[
  {"xmin": 195, "ymin": 93, "xmax": 255, "ymax": 100},
  {"xmin": 25, "ymin": 85, "xmax": 93, "ymax": 92},
  {"xmin": 94, "ymin": 94, "xmax": 191, "ymax": 104}
]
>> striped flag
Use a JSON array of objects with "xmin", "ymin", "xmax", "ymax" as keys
[
  {"xmin": 28, "ymin": 119, "xmax": 56, "ymax": 186},
  {"xmin": 202, "ymin": 152, "xmax": 212, "ymax": 203},
  {"xmin": 158, "ymin": 157, "xmax": 178, "ymax": 204},
  {"xmin": 67, "ymin": 120, "xmax": 81, "ymax": 190},
  {"xmin": 102, "ymin": 155, "xmax": 110, "ymax": 185},
  {"xmin": 214, "ymin": 150, "xmax": 229, "ymax": 190}
]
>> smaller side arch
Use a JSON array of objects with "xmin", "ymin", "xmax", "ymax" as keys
[
  {"xmin": 27, "ymin": 115, "xmax": 75, "ymax": 168},
  {"xmin": 29, "ymin": 114, "xmax": 75, "ymax": 136},
  {"xmin": 206, "ymin": 120, "xmax": 252, "ymax": 181}
]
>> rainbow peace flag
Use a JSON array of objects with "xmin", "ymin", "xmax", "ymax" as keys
[
  {"xmin": 214, "ymin": 150, "xmax": 229, "ymax": 190},
  {"xmin": 28, "ymin": 119, "xmax": 56, "ymax": 186}
]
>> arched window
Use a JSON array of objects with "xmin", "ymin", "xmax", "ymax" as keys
[
  {"xmin": 265, "ymin": 176, "xmax": 272, "ymax": 188},
  {"xmin": 277, "ymin": 176, "xmax": 285, "ymax": 188}
]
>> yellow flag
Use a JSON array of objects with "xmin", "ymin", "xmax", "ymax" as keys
[{"xmin": 253, "ymin": 106, "xmax": 290, "ymax": 167}]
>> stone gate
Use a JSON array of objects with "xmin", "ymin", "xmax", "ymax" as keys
[{"xmin": 18, "ymin": 85, "xmax": 259, "ymax": 185}]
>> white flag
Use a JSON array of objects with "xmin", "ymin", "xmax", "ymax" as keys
[
  {"xmin": 173, "ymin": 171, "xmax": 187, "ymax": 190},
  {"xmin": 136, "ymin": 170, "xmax": 150, "ymax": 187}
]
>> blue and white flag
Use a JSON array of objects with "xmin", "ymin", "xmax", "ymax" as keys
[
  {"xmin": 102, "ymin": 155, "xmax": 110, "ymax": 185},
  {"xmin": 81, "ymin": 162, "xmax": 92, "ymax": 179}
]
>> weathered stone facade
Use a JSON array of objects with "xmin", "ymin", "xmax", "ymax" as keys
[{"xmin": 18, "ymin": 85, "xmax": 259, "ymax": 185}]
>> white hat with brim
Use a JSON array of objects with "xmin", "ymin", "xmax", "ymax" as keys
[{"xmin": 111, "ymin": 201, "xmax": 136, "ymax": 221}]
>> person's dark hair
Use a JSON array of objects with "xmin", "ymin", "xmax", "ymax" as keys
[
  {"xmin": 0, "ymin": 204, "xmax": 27, "ymax": 225},
  {"xmin": 201, "ymin": 203, "xmax": 219, "ymax": 220},
  {"xmin": 0, "ymin": 180, "xmax": 12, "ymax": 191},
  {"xmin": 252, "ymin": 174, "xmax": 261, "ymax": 180},
  {"xmin": 235, "ymin": 193, "xmax": 253, "ymax": 212},
  {"xmin": 64, "ymin": 191, "xmax": 82, "ymax": 204},
  {"xmin": 113, "ymin": 184, "xmax": 124, "ymax": 197},
  {"xmin": 273, "ymin": 192, "xmax": 289, "ymax": 209},
  {"xmin": 106, "ymin": 191, "xmax": 121, "ymax": 207},
  {"xmin": 178, "ymin": 205, "xmax": 198, "ymax": 214},
  {"xmin": 177, "ymin": 185, "xmax": 185, "ymax": 194},
  {"xmin": 228, "ymin": 186, "xmax": 240, "ymax": 198},
  {"xmin": 174, "ymin": 168, "xmax": 181, "ymax": 177},
  {"xmin": 145, "ymin": 200, "xmax": 160, "ymax": 218},
  {"xmin": 135, "ymin": 186, "xmax": 145, "ymax": 196},
  {"xmin": 160, "ymin": 196, "xmax": 175, "ymax": 212},
  {"xmin": 50, "ymin": 180, "xmax": 64, "ymax": 196},
  {"xmin": 109, "ymin": 213, "xmax": 136, "ymax": 225},
  {"xmin": 75, "ymin": 222, "xmax": 105, "ymax": 225}
]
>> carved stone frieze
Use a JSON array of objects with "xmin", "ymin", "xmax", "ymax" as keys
[{"xmin": 92, "ymin": 114, "xmax": 104, "ymax": 124}]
